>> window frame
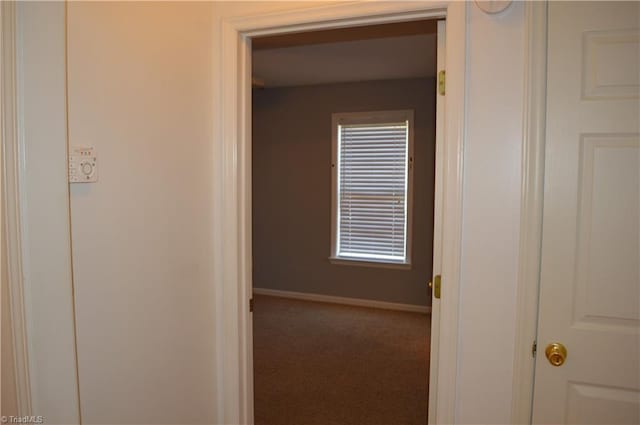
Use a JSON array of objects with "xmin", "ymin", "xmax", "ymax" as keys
[{"xmin": 330, "ymin": 109, "xmax": 415, "ymax": 269}]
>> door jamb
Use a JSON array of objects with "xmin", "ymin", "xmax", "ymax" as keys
[
  {"xmin": 214, "ymin": 2, "xmax": 466, "ymax": 424},
  {"xmin": 511, "ymin": 2, "xmax": 548, "ymax": 423}
]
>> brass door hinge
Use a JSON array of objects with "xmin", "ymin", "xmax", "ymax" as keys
[
  {"xmin": 249, "ymin": 298, "xmax": 254, "ymax": 313},
  {"xmin": 429, "ymin": 275, "xmax": 442, "ymax": 299},
  {"xmin": 438, "ymin": 70, "xmax": 446, "ymax": 96}
]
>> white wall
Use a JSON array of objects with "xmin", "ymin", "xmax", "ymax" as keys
[{"xmin": 66, "ymin": 2, "xmax": 217, "ymax": 424}]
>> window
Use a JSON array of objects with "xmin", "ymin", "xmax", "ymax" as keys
[{"xmin": 330, "ymin": 110, "xmax": 414, "ymax": 267}]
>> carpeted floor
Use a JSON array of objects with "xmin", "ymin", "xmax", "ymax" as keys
[{"xmin": 253, "ymin": 295, "xmax": 430, "ymax": 425}]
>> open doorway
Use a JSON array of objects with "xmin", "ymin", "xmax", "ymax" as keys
[{"xmin": 250, "ymin": 19, "xmax": 442, "ymax": 424}]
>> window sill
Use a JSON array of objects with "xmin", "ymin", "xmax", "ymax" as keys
[{"xmin": 328, "ymin": 256, "xmax": 412, "ymax": 270}]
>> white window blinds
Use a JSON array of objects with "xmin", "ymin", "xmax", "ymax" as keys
[{"xmin": 334, "ymin": 114, "xmax": 411, "ymax": 263}]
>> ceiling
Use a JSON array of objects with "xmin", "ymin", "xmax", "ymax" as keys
[{"xmin": 252, "ymin": 34, "xmax": 437, "ymax": 88}]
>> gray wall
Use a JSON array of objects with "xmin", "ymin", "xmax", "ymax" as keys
[{"xmin": 252, "ymin": 78, "xmax": 435, "ymax": 306}]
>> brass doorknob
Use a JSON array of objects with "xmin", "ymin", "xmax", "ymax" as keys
[{"xmin": 545, "ymin": 343, "xmax": 567, "ymax": 367}]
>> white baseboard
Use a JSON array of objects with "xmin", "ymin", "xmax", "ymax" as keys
[{"xmin": 252, "ymin": 287, "xmax": 431, "ymax": 314}]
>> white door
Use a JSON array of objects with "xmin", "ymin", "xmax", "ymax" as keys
[
  {"xmin": 428, "ymin": 19, "xmax": 445, "ymax": 425},
  {"xmin": 533, "ymin": 2, "xmax": 640, "ymax": 423}
]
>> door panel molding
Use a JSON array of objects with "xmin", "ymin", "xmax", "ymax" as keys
[
  {"xmin": 581, "ymin": 28, "xmax": 639, "ymax": 100},
  {"xmin": 573, "ymin": 133, "xmax": 640, "ymax": 329}
]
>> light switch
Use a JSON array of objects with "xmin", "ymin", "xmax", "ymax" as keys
[{"xmin": 69, "ymin": 146, "xmax": 98, "ymax": 183}]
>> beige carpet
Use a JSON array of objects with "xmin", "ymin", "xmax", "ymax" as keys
[{"xmin": 253, "ymin": 295, "xmax": 430, "ymax": 425}]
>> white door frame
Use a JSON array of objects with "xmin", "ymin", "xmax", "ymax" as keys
[
  {"xmin": 214, "ymin": 2, "xmax": 466, "ymax": 424},
  {"xmin": 2, "ymin": 2, "xmax": 81, "ymax": 421},
  {"xmin": 1, "ymin": 1, "xmax": 33, "ymax": 415},
  {"xmin": 511, "ymin": 2, "xmax": 548, "ymax": 424}
]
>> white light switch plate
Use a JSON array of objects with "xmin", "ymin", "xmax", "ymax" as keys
[{"xmin": 69, "ymin": 146, "xmax": 98, "ymax": 183}]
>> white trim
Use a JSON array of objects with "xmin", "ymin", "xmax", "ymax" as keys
[
  {"xmin": 11, "ymin": 4, "xmax": 80, "ymax": 421},
  {"xmin": 511, "ymin": 2, "xmax": 547, "ymax": 424},
  {"xmin": 1, "ymin": 1, "xmax": 32, "ymax": 414},
  {"xmin": 238, "ymin": 30, "xmax": 254, "ymax": 425},
  {"xmin": 228, "ymin": 3, "xmax": 450, "ymax": 36},
  {"xmin": 253, "ymin": 288, "xmax": 431, "ymax": 314},
  {"xmin": 214, "ymin": 2, "xmax": 466, "ymax": 424},
  {"xmin": 328, "ymin": 257, "xmax": 412, "ymax": 270}
]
